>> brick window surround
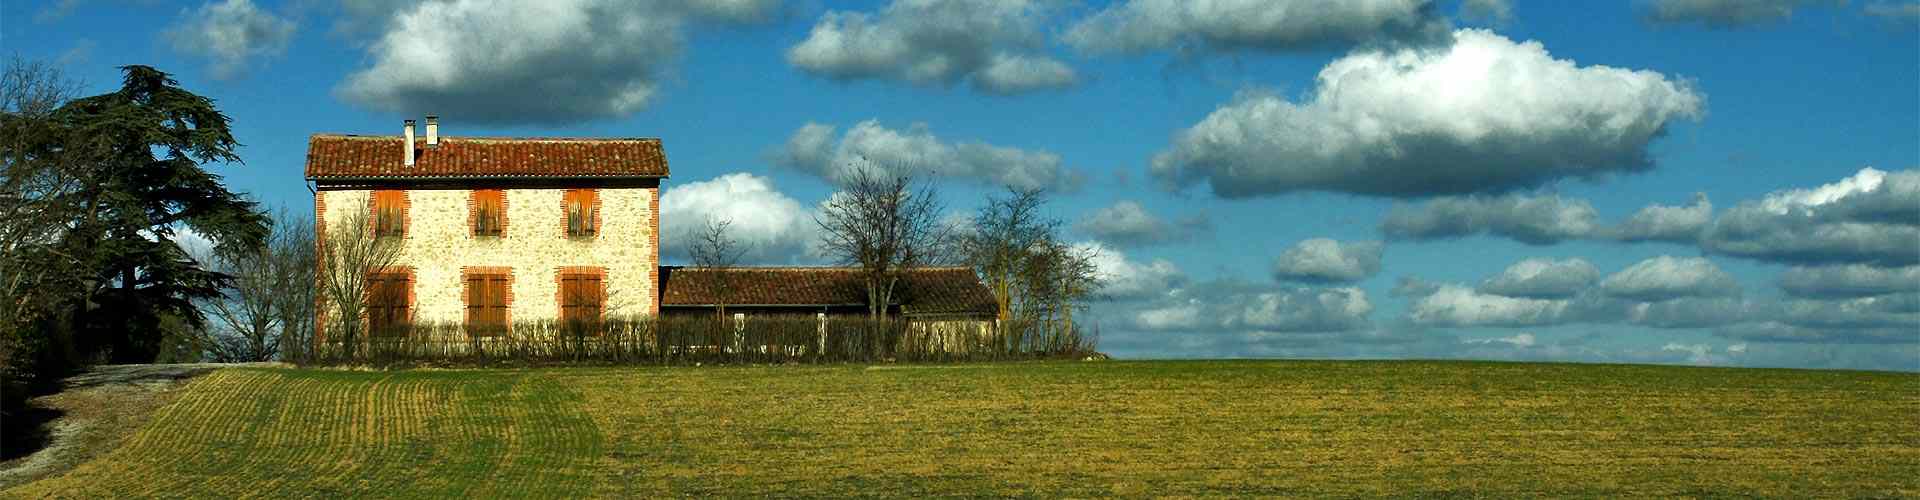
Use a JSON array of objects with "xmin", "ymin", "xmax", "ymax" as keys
[
  {"xmin": 463, "ymin": 267, "xmax": 513, "ymax": 337},
  {"xmin": 557, "ymin": 267, "xmax": 606, "ymax": 326},
  {"xmin": 470, "ymin": 190, "xmax": 508, "ymax": 238},
  {"xmin": 370, "ymin": 190, "xmax": 409, "ymax": 238},
  {"xmin": 562, "ymin": 189, "xmax": 600, "ymax": 239},
  {"xmin": 366, "ymin": 267, "xmax": 414, "ymax": 337}
]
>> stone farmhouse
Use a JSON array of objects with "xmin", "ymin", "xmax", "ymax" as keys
[{"xmin": 304, "ymin": 118, "xmax": 995, "ymax": 338}]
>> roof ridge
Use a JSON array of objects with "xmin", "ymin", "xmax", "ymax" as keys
[
  {"xmin": 311, "ymin": 133, "xmax": 661, "ymax": 142},
  {"xmin": 666, "ymin": 266, "xmax": 974, "ymax": 271}
]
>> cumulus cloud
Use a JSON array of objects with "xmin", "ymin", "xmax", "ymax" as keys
[
  {"xmin": 1780, "ymin": 264, "xmax": 1920, "ymax": 299},
  {"xmin": 1715, "ymin": 319, "xmax": 1918, "ymax": 344},
  {"xmin": 1078, "ymin": 241, "xmax": 1187, "ymax": 300},
  {"xmin": 1463, "ymin": 332, "xmax": 1535, "ymax": 347},
  {"xmin": 1639, "ymin": 0, "xmax": 1834, "ymax": 28},
  {"xmin": 1075, "ymin": 200, "xmax": 1207, "ymax": 247},
  {"xmin": 1626, "ymin": 297, "xmax": 1757, "ymax": 328},
  {"xmin": 1476, "ymin": 258, "xmax": 1599, "ymax": 299},
  {"xmin": 1129, "ymin": 282, "xmax": 1374, "ymax": 333},
  {"xmin": 660, "ymin": 173, "xmax": 820, "ymax": 265},
  {"xmin": 1865, "ymin": 2, "xmax": 1920, "ymax": 28},
  {"xmin": 773, "ymin": 120, "xmax": 1084, "ymax": 191},
  {"xmin": 1405, "ymin": 283, "xmax": 1578, "ymax": 327},
  {"xmin": 1271, "ymin": 239, "xmax": 1384, "ymax": 284},
  {"xmin": 1612, "ymin": 193, "xmax": 1713, "ymax": 242},
  {"xmin": 1381, "ymin": 193, "xmax": 1600, "ymax": 244},
  {"xmin": 1599, "ymin": 256, "xmax": 1741, "ymax": 301},
  {"xmin": 336, "ymin": 0, "xmax": 777, "ymax": 124},
  {"xmin": 1700, "ymin": 168, "xmax": 1920, "ymax": 266},
  {"xmin": 786, "ymin": 0, "xmax": 1076, "ymax": 94},
  {"xmin": 164, "ymin": 0, "xmax": 296, "ymax": 80},
  {"xmin": 1063, "ymin": 0, "xmax": 1449, "ymax": 55},
  {"xmin": 1779, "ymin": 292, "xmax": 1920, "ymax": 329},
  {"xmin": 1150, "ymin": 29, "xmax": 1704, "ymax": 199},
  {"xmin": 1460, "ymin": 0, "xmax": 1515, "ymax": 24}
]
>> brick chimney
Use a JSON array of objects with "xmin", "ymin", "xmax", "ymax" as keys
[
  {"xmin": 403, "ymin": 119, "xmax": 416, "ymax": 167},
  {"xmin": 425, "ymin": 115, "xmax": 439, "ymax": 148}
]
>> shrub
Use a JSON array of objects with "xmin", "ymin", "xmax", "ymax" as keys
[{"xmin": 297, "ymin": 314, "xmax": 1098, "ymax": 368}]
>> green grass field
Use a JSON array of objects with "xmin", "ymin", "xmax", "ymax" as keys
[{"xmin": 6, "ymin": 360, "xmax": 1917, "ymax": 497}]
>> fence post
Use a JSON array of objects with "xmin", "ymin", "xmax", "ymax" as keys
[{"xmin": 816, "ymin": 313, "xmax": 827, "ymax": 358}]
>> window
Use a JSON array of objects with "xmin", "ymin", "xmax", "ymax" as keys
[
  {"xmin": 465, "ymin": 271, "xmax": 509, "ymax": 336},
  {"xmin": 472, "ymin": 190, "xmax": 505, "ymax": 237},
  {"xmin": 564, "ymin": 189, "xmax": 598, "ymax": 238},
  {"xmin": 373, "ymin": 190, "xmax": 406, "ymax": 237},
  {"xmin": 366, "ymin": 271, "xmax": 411, "ymax": 336},
  {"xmin": 558, "ymin": 272, "xmax": 604, "ymax": 328}
]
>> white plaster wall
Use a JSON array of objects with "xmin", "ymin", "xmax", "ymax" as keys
[{"xmin": 319, "ymin": 187, "xmax": 657, "ymax": 325}]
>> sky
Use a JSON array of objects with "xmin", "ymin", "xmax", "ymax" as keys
[{"xmin": 4, "ymin": 0, "xmax": 1917, "ymax": 371}]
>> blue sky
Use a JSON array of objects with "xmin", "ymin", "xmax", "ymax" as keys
[{"xmin": 5, "ymin": 0, "xmax": 1917, "ymax": 371}]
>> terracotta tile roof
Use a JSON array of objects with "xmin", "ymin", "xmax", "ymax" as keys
[
  {"xmin": 304, "ymin": 134, "xmax": 668, "ymax": 180},
  {"xmin": 659, "ymin": 266, "xmax": 998, "ymax": 316}
]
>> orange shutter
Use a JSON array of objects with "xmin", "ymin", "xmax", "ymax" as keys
[
  {"xmin": 374, "ymin": 191, "xmax": 406, "ymax": 237},
  {"xmin": 564, "ymin": 189, "xmax": 597, "ymax": 237},
  {"xmin": 473, "ymin": 190, "xmax": 504, "ymax": 236}
]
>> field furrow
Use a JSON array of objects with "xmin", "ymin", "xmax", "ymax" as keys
[{"xmin": 4, "ymin": 361, "xmax": 1915, "ymax": 498}]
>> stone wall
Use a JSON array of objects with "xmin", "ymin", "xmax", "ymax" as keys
[{"xmin": 317, "ymin": 186, "xmax": 659, "ymax": 327}]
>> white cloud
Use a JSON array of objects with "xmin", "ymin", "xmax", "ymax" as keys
[
  {"xmin": 773, "ymin": 120, "xmax": 1084, "ymax": 191},
  {"xmin": 1780, "ymin": 264, "xmax": 1920, "ymax": 299},
  {"xmin": 1151, "ymin": 29, "xmax": 1704, "ymax": 198},
  {"xmin": 1463, "ymin": 332, "xmax": 1535, "ymax": 348},
  {"xmin": 660, "ymin": 173, "xmax": 820, "ymax": 265},
  {"xmin": 1477, "ymin": 258, "xmax": 1599, "ymax": 299},
  {"xmin": 1700, "ymin": 168, "xmax": 1920, "ymax": 266},
  {"xmin": 786, "ymin": 0, "xmax": 1076, "ymax": 94},
  {"xmin": 1129, "ymin": 283, "xmax": 1374, "ymax": 333},
  {"xmin": 1077, "ymin": 241, "xmax": 1187, "ymax": 300},
  {"xmin": 164, "ymin": 0, "xmax": 296, "ymax": 80},
  {"xmin": 1599, "ymin": 256, "xmax": 1741, "ymax": 301},
  {"xmin": 1406, "ymin": 284, "xmax": 1575, "ymax": 328},
  {"xmin": 1640, "ymin": 0, "xmax": 1834, "ymax": 28},
  {"xmin": 1076, "ymin": 201, "xmax": 1207, "ymax": 247},
  {"xmin": 1626, "ymin": 297, "xmax": 1757, "ymax": 328},
  {"xmin": 1063, "ymin": 0, "xmax": 1449, "ymax": 54},
  {"xmin": 1271, "ymin": 239, "xmax": 1384, "ymax": 284},
  {"xmin": 1612, "ymin": 192, "xmax": 1713, "ymax": 242},
  {"xmin": 1460, "ymin": 0, "xmax": 1515, "ymax": 24},
  {"xmin": 337, "ymin": 0, "xmax": 777, "ymax": 124},
  {"xmin": 1865, "ymin": 2, "xmax": 1920, "ymax": 27},
  {"xmin": 1382, "ymin": 193, "xmax": 1600, "ymax": 244}
]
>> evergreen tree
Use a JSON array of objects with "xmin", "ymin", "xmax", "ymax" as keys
[{"xmin": 53, "ymin": 66, "xmax": 267, "ymax": 362}]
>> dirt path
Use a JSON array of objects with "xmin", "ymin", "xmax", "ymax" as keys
[{"xmin": 0, "ymin": 363, "xmax": 276, "ymax": 489}]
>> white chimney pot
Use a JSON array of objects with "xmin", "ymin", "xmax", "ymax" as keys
[
  {"xmin": 425, "ymin": 115, "xmax": 439, "ymax": 147},
  {"xmin": 403, "ymin": 119, "xmax": 416, "ymax": 167}
]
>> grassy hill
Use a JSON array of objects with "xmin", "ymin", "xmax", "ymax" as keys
[{"xmin": 5, "ymin": 360, "xmax": 1916, "ymax": 497}]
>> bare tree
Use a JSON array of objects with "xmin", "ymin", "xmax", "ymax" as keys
[
  {"xmin": 686, "ymin": 217, "xmax": 747, "ymax": 319},
  {"xmin": 956, "ymin": 187, "xmax": 1054, "ymax": 321},
  {"xmin": 815, "ymin": 169, "xmax": 947, "ymax": 319},
  {"xmin": 957, "ymin": 187, "xmax": 1102, "ymax": 352},
  {"xmin": 0, "ymin": 56, "xmax": 82, "ymax": 348},
  {"xmin": 201, "ymin": 208, "xmax": 314, "ymax": 362},
  {"xmin": 1022, "ymin": 240, "xmax": 1101, "ymax": 345},
  {"xmin": 317, "ymin": 206, "xmax": 403, "ymax": 356}
]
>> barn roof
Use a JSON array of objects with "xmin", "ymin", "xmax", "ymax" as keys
[
  {"xmin": 658, "ymin": 266, "xmax": 998, "ymax": 316},
  {"xmin": 304, "ymin": 134, "xmax": 669, "ymax": 180}
]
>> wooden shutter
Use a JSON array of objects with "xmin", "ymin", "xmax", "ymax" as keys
[
  {"xmin": 374, "ymin": 191, "xmax": 405, "ymax": 237},
  {"xmin": 466, "ymin": 273, "xmax": 508, "ymax": 335},
  {"xmin": 564, "ymin": 189, "xmax": 597, "ymax": 237},
  {"xmin": 473, "ymin": 190, "xmax": 504, "ymax": 236},
  {"xmin": 368, "ymin": 272, "xmax": 410, "ymax": 336},
  {"xmin": 559, "ymin": 273, "xmax": 603, "ymax": 325}
]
